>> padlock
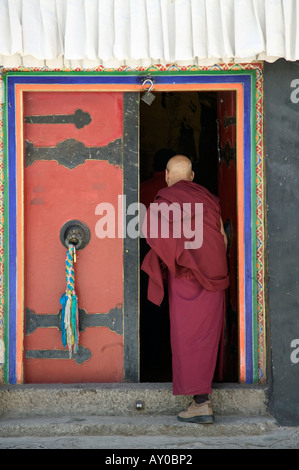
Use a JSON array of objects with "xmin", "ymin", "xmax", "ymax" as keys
[{"xmin": 141, "ymin": 79, "xmax": 155, "ymax": 106}]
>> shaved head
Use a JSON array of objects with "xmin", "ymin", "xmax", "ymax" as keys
[{"xmin": 165, "ymin": 155, "xmax": 194, "ymax": 187}]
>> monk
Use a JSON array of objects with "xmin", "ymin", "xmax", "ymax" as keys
[
  {"xmin": 141, "ymin": 155, "xmax": 229, "ymax": 424},
  {"xmin": 140, "ymin": 148, "xmax": 175, "ymax": 209}
]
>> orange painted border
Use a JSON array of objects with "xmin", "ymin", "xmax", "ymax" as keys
[
  {"xmin": 236, "ymin": 87, "xmax": 245, "ymax": 382},
  {"xmin": 16, "ymin": 83, "xmax": 242, "ymax": 93},
  {"xmin": 15, "ymin": 91, "xmax": 24, "ymax": 383},
  {"xmin": 15, "ymin": 82, "xmax": 245, "ymax": 384}
]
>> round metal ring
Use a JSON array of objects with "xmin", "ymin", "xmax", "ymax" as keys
[{"xmin": 59, "ymin": 219, "xmax": 91, "ymax": 250}]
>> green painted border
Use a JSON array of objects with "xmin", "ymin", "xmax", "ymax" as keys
[
  {"xmin": 2, "ymin": 69, "xmax": 257, "ymax": 77},
  {"xmin": 250, "ymin": 71, "xmax": 258, "ymax": 383},
  {"xmin": 2, "ymin": 73, "xmax": 9, "ymax": 384},
  {"xmin": 1, "ymin": 66, "xmax": 261, "ymax": 384}
]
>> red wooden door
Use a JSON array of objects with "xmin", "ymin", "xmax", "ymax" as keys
[
  {"xmin": 217, "ymin": 91, "xmax": 238, "ymax": 382},
  {"xmin": 23, "ymin": 91, "xmax": 127, "ymax": 383}
]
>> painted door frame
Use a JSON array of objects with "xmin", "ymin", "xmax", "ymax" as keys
[{"xmin": 1, "ymin": 64, "xmax": 265, "ymax": 385}]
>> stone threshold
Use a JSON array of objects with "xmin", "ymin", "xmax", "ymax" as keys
[
  {"xmin": 0, "ymin": 382, "xmax": 269, "ymax": 419},
  {"xmin": 0, "ymin": 414, "xmax": 277, "ymax": 439}
]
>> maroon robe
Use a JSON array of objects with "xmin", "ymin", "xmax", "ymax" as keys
[{"xmin": 141, "ymin": 180, "xmax": 229, "ymax": 395}]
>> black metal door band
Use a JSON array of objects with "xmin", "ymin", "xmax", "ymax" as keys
[
  {"xmin": 26, "ymin": 306, "xmax": 123, "ymax": 336},
  {"xmin": 223, "ymin": 116, "xmax": 236, "ymax": 128},
  {"xmin": 25, "ymin": 138, "xmax": 122, "ymax": 169},
  {"xmin": 25, "ymin": 109, "xmax": 92, "ymax": 129},
  {"xmin": 26, "ymin": 345, "xmax": 91, "ymax": 365},
  {"xmin": 219, "ymin": 141, "xmax": 236, "ymax": 165}
]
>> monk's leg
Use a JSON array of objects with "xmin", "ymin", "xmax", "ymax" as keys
[{"xmin": 168, "ymin": 273, "xmax": 225, "ymax": 396}]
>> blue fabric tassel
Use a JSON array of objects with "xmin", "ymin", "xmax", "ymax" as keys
[
  {"xmin": 71, "ymin": 294, "xmax": 78, "ymax": 352},
  {"xmin": 60, "ymin": 293, "xmax": 68, "ymax": 348}
]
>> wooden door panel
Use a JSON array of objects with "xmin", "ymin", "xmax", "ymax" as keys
[
  {"xmin": 217, "ymin": 91, "xmax": 238, "ymax": 382},
  {"xmin": 24, "ymin": 91, "xmax": 123, "ymax": 147},
  {"xmin": 23, "ymin": 91, "xmax": 125, "ymax": 383}
]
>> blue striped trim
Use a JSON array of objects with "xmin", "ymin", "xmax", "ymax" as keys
[
  {"xmin": 7, "ymin": 79, "xmax": 17, "ymax": 383},
  {"xmin": 4, "ymin": 71, "xmax": 256, "ymax": 384}
]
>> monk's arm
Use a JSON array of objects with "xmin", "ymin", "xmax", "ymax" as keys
[{"xmin": 220, "ymin": 217, "xmax": 228, "ymax": 249}]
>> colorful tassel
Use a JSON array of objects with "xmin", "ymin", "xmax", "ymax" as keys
[{"xmin": 60, "ymin": 244, "xmax": 79, "ymax": 357}]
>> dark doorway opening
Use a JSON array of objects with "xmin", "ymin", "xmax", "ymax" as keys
[{"xmin": 139, "ymin": 91, "xmax": 238, "ymax": 383}]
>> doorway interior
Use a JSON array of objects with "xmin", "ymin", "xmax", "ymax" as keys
[{"xmin": 139, "ymin": 90, "xmax": 238, "ymax": 383}]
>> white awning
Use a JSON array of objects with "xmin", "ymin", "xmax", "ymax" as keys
[{"xmin": 0, "ymin": 0, "xmax": 298, "ymax": 68}]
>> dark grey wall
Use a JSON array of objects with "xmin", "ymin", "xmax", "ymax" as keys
[{"xmin": 265, "ymin": 59, "xmax": 299, "ymax": 425}]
